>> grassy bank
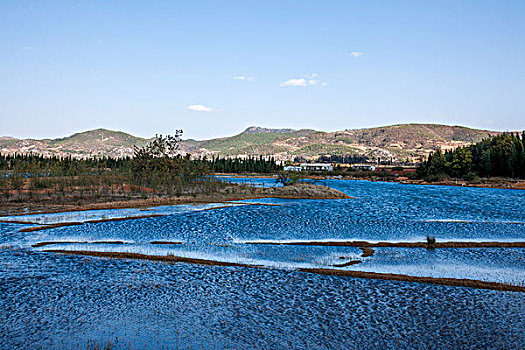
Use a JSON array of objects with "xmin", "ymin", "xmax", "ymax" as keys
[{"xmin": 0, "ymin": 181, "xmax": 350, "ymax": 216}]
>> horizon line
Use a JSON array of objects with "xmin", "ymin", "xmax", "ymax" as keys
[{"xmin": 2, "ymin": 122, "xmax": 522, "ymax": 141}]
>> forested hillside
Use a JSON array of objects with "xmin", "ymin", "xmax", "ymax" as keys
[{"xmin": 417, "ymin": 133, "xmax": 525, "ymax": 179}]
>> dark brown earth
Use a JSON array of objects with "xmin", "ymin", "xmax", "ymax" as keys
[
  {"xmin": 331, "ymin": 247, "xmax": 376, "ymax": 267},
  {"xmin": 332, "ymin": 260, "xmax": 361, "ymax": 267},
  {"xmin": 360, "ymin": 247, "xmax": 376, "ymax": 257}
]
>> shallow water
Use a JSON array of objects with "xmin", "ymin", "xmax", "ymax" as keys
[
  {"xmin": 1, "ymin": 179, "xmax": 524, "ymax": 348},
  {"xmin": 0, "ymin": 202, "xmax": 242, "ymax": 225},
  {"xmin": 346, "ymin": 247, "xmax": 525, "ymax": 286}
]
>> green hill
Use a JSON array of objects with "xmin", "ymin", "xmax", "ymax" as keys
[
  {"xmin": 1, "ymin": 124, "xmax": 503, "ymax": 161},
  {"xmin": 182, "ymin": 124, "xmax": 500, "ymax": 160}
]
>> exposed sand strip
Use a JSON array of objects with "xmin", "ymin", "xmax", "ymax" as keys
[
  {"xmin": 45, "ymin": 249, "xmax": 525, "ymax": 292},
  {"xmin": 331, "ymin": 247, "xmax": 375, "ymax": 267},
  {"xmin": 200, "ymin": 205, "xmax": 239, "ymax": 211},
  {"xmin": 21, "ymin": 222, "xmax": 84, "ymax": 232},
  {"xmin": 19, "ymin": 214, "xmax": 165, "ymax": 232},
  {"xmin": 224, "ymin": 202, "xmax": 283, "ymax": 207},
  {"xmin": 244, "ymin": 240, "xmax": 525, "ymax": 248},
  {"xmin": 33, "ymin": 240, "xmax": 127, "ymax": 248},
  {"xmin": 200, "ymin": 203, "xmax": 283, "ymax": 211},
  {"xmin": 0, "ymin": 220, "xmax": 44, "ymax": 225},
  {"xmin": 360, "ymin": 247, "xmax": 375, "ymax": 257},
  {"xmin": 45, "ymin": 250, "xmax": 260, "ymax": 268},
  {"xmin": 298, "ymin": 268, "xmax": 525, "ymax": 293},
  {"xmin": 149, "ymin": 241, "xmax": 183, "ymax": 245},
  {"xmin": 332, "ymin": 260, "xmax": 361, "ymax": 267}
]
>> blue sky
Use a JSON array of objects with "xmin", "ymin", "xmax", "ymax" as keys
[{"xmin": 1, "ymin": 0, "xmax": 524, "ymax": 140}]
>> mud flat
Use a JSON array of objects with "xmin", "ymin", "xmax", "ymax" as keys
[{"xmin": 45, "ymin": 249, "xmax": 524, "ymax": 292}]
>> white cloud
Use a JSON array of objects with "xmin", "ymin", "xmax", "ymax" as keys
[
  {"xmin": 280, "ymin": 76, "xmax": 326, "ymax": 87},
  {"xmin": 349, "ymin": 51, "xmax": 363, "ymax": 57},
  {"xmin": 187, "ymin": 104, "xmax": 219, "ymax": 112},
  {"xmin": 22, "ymin": 46, "xmax": 32, "ymax": 52},
  {"xmin": 234, "ymin": 76, "xmax": 254, "ymax": 81},
  {"xmin": 280, "ymin": 78, "xmax": 308, "ymax": 87}
]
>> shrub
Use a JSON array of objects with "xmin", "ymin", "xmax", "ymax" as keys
[
  {"xmin": 426, "ymin": 234, "xmax": 436, "ymax": 249},
  {"xmin": 463, "ymin": 172, "xmax": 480, "ymax": 182},
  {"xmin": 276, "ymin": 171, "xmax": 303, "ymax": 186},
  {"xmin": 424, "ymin": 173, "xmax": 449, "ymax": 183}
]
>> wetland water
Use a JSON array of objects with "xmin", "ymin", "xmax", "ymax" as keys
[{"xmin": 1, "ymin": 179, "xmax": 524, "ymax": 349}]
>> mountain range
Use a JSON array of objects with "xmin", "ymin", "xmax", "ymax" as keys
[{"xmin": 1, "ymin": 124, "xmax": 502, "ymax": 162}]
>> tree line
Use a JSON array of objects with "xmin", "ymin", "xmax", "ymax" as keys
[
  {"xmin": 209, "ymin": 155, "xmax": 281, "ymax": 173},
  {"xmin": 316, "ymin": 154, "xmax": 370, "ymax": 164},
  {"xmin": 417, "ymin": 132, "xmax": 525, "ymax": 179},
  {"xmin": 0, "ymin": 151, "xmax": 282, "ymax": 182},
  {"xmin": 0, "ymin": 153, "xmax": 130, "ymax": 176},
  {"xmin": 0, "ymin": 131, "xmax": 287, "ymax": 204},
  {"xmin": 0, "ymin": 132, "xmax": 214, "ymax": 201}
]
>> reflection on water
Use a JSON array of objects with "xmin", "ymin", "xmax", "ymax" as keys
[{"xmin": 1, "ymin": 179, "xmax": 524, "ymax": 348}]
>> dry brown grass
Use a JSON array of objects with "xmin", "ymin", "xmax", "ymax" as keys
[{"xmin": 2, "ymin": 182, "xmax": 349, "ymax": 217}]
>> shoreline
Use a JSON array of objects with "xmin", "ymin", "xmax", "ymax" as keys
[
  {"xmin": 45, "ymin": 249, "xmax": 525, "ymax": 293},
  {"xmin": 3, "ymin": 175, "xmax": 522, "ymax": 217},
  {"xmin": 0, "ymin": 182, "xmax": 350, "ymax": 217},
  {"xmin": 218, "ymin": 173, "xmax": 525, "ymax": 190}
]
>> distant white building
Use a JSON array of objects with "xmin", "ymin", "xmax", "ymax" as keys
[
  {"xmin": 300, "ymin": 163, "xmax": 333, "ymax": 172},
  {"xmin": 352, "ymin": 164, "xmax": 376, "ymax": 171},
  {"xmin": 283, "ymin": 166, "xmax": 302, "ymax": 171}
]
